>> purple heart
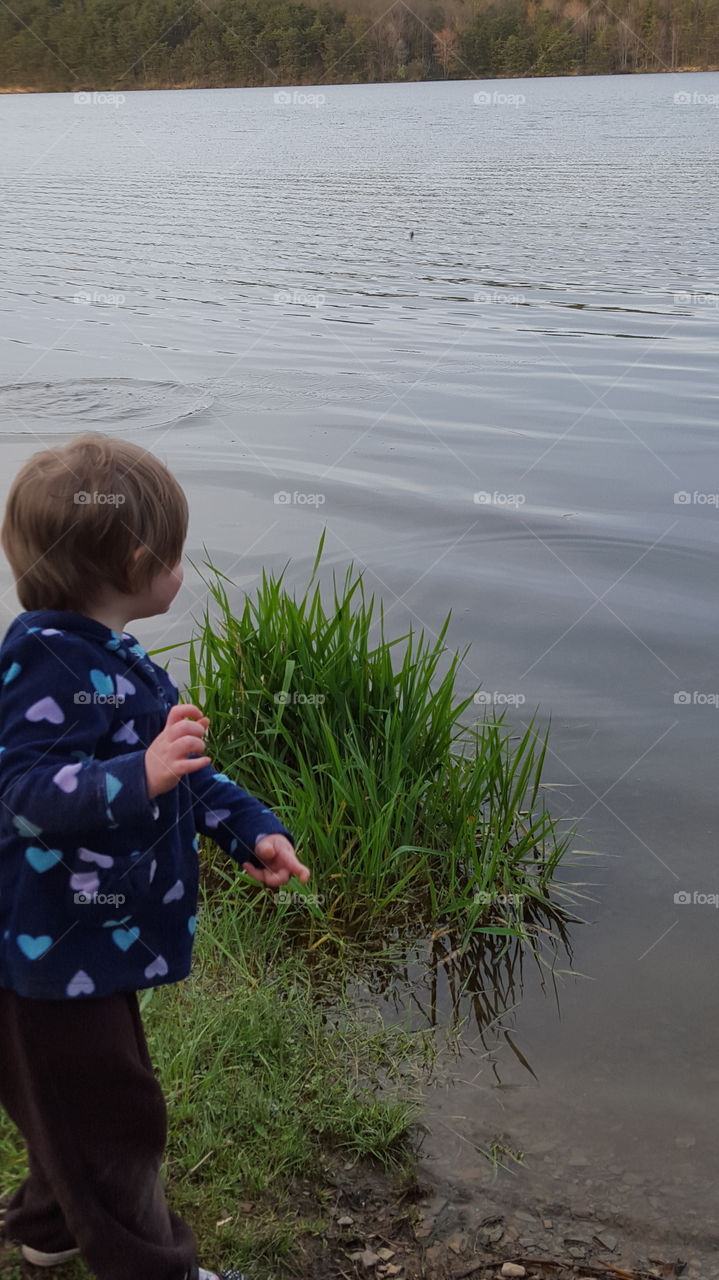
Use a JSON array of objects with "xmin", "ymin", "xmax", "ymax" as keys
[
  {"xmin": 144, "ymin": 954, "xmax": 168, "ymax": 979},
  {"xmin": 115, "ymin": 675, "xmax": 135, "ymax": 698},
  {"xmin": 112, "ymin": 719, "xmax": 138, "ymax": 745},
  {"xmin": 26, "ymin": 696, "xmax": 64, "ymax": 725},
  {"xmin": 78, "ymin": 847, "xmax": 114, "ymax": 869},
  {"xmin": 66, "ymin": 969, "xmax": 95, "ymax": 997},
  {"xmin": 204, "ymin": 808, "xmax": 231, "ymax": 829},
  {"xmin": 162, "ymin": 879, "xmax": 184, "ymax": 904},
  {"xmin": 70, "ymin": 871, "xmax": 99, "ymax": 895},
  {"xmin": 53, "ymin": 762, "xmax": 82, "ymax": 793}
]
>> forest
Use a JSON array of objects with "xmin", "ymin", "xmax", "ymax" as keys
[{"xmin": 1, "ymin": 0, "xmax": 717, "ymax": 91}]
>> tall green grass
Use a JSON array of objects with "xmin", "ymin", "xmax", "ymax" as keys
[{"xmin": 162, "ymin": 534, "xmax": 577, "ymax": 955}]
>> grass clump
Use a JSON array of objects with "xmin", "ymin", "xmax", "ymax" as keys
[{"xmin": 176, "ymin": 533, "xmax": 576, "ymax": 954}]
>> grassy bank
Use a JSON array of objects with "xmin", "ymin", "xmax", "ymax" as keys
[{"xmin": 0, "ymin": 896, "xmax": 431, "ymax": 1277}]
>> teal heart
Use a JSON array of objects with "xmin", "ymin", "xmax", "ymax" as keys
[
  {"xmin": 13, "ymin": 815, "xmax": 43, "ymax": 838},
  {"xmin": 90, "ymin": 669, "xmax": 114, "ymax": 697},
  {"xmin": 25, "ymin": 846, "xmax": 62, "ymax": 874},
  {"xmin": 17, "ymin": 934, "xmax": 53, "ymax": 959},
  {"xmin": 105, "ymin": 772, "xmax": 123, "ymax": 803},
  {"xmin": 111, "ymin": 925, "xmax": 140, "ymax": 951},
  {"xmin": 187, "ymin": 915, "xmax": 196, "ymax": 936},
  {"xmin": 2, "ymin": 661, "xmax": 21, "ymax": 685}
]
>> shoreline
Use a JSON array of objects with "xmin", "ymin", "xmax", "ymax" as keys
[{"xmin": 1, "ymin": 65, "xmax": 718, "ymax": 95}]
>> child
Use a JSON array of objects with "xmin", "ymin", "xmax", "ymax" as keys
[{"xmin": 0, "ymin": 433, "xmax": 310, "ymax": 1280}]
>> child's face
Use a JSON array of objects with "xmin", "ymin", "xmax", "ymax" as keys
[
  {"xmin": 123, "ymin": 556, "xmax": 184, "ymax": 623},
  {"xmin": 149, "ymin": 560, "xmax": 184, "ymax": 614}
]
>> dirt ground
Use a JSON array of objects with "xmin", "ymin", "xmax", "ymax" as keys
[{"xmin": 0, "ymin": 1158, "xmax": 707, "ymax": 1280}]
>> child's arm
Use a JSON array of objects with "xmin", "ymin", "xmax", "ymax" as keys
[
  {"xmin": 188, "ymin": 760, "xmax": 304, "ymax": 872},
  {"xmin": 0, "ymin": 631, "xmax": 157, "ymax": 838},
  {"xmin": 152, "ymin": 703, "xmax": 310, "ymax": 886}
]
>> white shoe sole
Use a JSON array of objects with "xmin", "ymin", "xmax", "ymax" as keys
[{"xmin": 21, "ymin": 1243, "xmax": 81, "ymax": 1265}]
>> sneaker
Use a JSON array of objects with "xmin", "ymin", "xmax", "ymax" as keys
[
  {"xmin": 198, "ymin": 1270, "xmax": 254, "ymax": 1280},
  {"xmin": 21, "ymin": 1243, "xmax": 80, "ymax": 1266}
]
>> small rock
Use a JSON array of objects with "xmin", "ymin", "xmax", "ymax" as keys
[
  {"xmin": 338, "ymin": 1215, "xmax": 354, "ymax": 1227},
  {"xmin": 360, "ymin": 1249, "xmax": 380, "ymax": 1268},
  {"xmin": 385, "ymin": 1268, "xmax": 402, "ymax": 1278},
  {"xmin": 426, "ymin": 1244, "xmax": 444, "ymax": 1267},
  {"xmin": 447, "ymin": 1232, "xmax": 467, "ymax": 1255},
  {"xmin": 594, "ymin": 1232, "xmax": 617, "ymax": 1251},
  {"xmin": 414, "ymin": 1224, "xmax": 431, "ymax": 1239},
  {"xmin": 377, "ymin": 1248, "xmax": 395, "ymax": 1262},
  {"xmin": 501, "ymin": 1266, "xmax": 526, "ymax": 1278},
  {"xmin": 541, "ymin": 1218, "xmax": 553, "ymax": 1229},
  {"xmin": 568, "ymin": 1153, "xmax": 590, "ymax": 1167},
  {"xmin": 568, "ymin": 1246, "xmax": 586, "ymax": 1258}
]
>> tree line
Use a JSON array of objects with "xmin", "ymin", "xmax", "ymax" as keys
[{"xmin": 1, "ymin": 0, "xmax": 717, "ymax": 91}]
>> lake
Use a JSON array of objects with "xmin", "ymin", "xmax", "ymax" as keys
[{"xmin": 1, "ymin": 71, "xmax": 718, "ymax": 1265}]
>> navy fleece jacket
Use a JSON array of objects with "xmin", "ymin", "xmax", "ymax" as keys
[{"xmin": 0, "ymin": 610, "xmax": 294, "ymax": 1000}]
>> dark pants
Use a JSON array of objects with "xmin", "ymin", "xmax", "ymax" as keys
[{"xmin": 0, "ymin": 986, "xmax": 199, "ymax": 1280}]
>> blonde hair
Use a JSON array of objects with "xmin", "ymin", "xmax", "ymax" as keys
[{"xmin": 1, "ymin": 433, "xmax": 188, "ymax": 612}]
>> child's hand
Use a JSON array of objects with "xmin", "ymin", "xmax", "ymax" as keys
[
  {"xmin": 145, "ymin": 704, "xmax": 212, "ymax": 798},
  {"xmin": 246, "ymin": 834, "xmax": 311, "ymax": 887}
]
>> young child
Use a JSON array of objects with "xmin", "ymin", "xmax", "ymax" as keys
[{"xmin": 0, "ymin": 433, "xmax": 310, "ymax": 1280}]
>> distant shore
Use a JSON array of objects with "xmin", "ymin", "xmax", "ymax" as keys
[{"xmin": 1, "ymin": 65, "xmax": 718, "ymax": 95}]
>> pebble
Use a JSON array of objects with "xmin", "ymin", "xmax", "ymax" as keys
[
  {"xmin": 446, "ymin": 1232, "xmax": 467, "ymax": 1255},
  {"xmin": 595, "ymin": 1231, "xmax": 617, "ymax": 1251},
  {"xmin": 338, "ymin": 1215, "xmax": 354, "ymax": 1227},
  {"xmin": 360, "ymin": 1249, "xmax": 380, "ymax": 1268},
  {"xmin": 501, "ymin": 1266, "xmax": 526, "ymax": 1278}
]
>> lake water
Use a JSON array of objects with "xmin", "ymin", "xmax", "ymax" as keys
[{"xmin": 1, "ymin": 72, "xmax": 718, "ymax": 1267}]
